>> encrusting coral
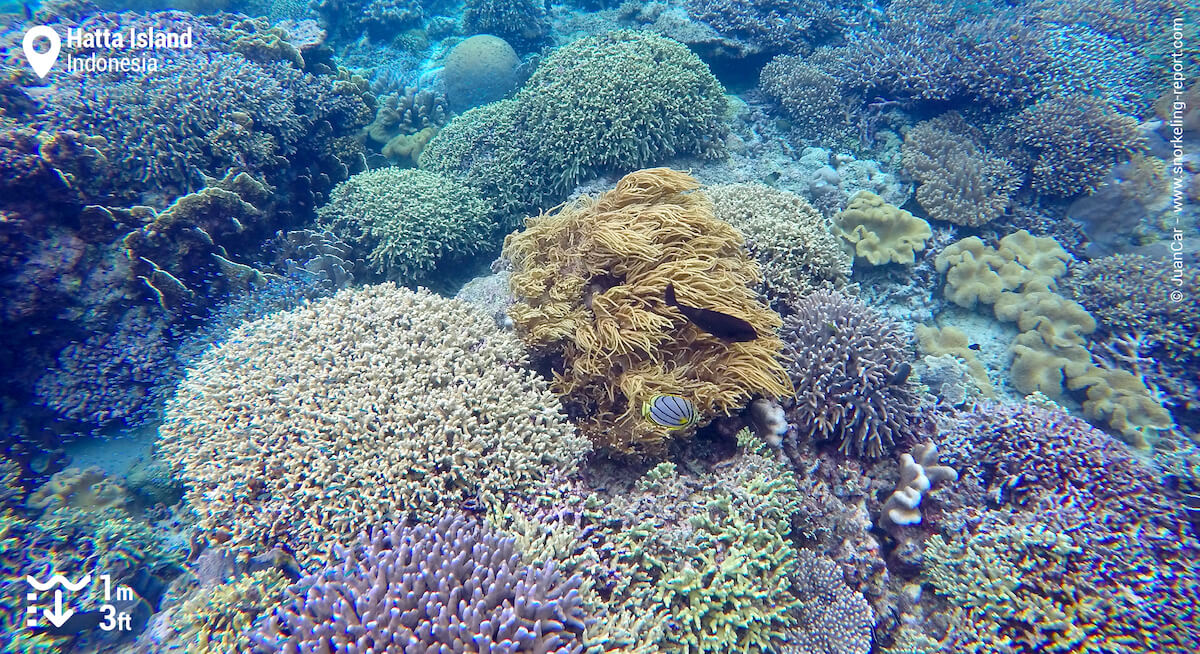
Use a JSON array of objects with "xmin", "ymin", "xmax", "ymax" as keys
[
  {"xmin": 504, "ymin": 168, "xmax": 793, "ymax": 456},
  {"xmin": 158, "ymin": 284, "xmax": 589, "ymax": 567}
]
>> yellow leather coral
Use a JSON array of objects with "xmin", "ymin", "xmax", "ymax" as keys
[
  {"xmin": 834, "ymin": 191, "xmax": 932, "ymax": 265},
  {"xmin": 503, "ymin": 168, "xmax": 793, "ymax": 456}
]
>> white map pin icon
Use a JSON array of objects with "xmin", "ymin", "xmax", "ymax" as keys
[{"xmin": 23, "ymin": 26, "xmax": 61, "ymax": 79}]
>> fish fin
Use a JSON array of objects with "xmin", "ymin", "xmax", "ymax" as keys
[{"xmin": 665, "ymin": 282, "xmax": 677, "ymax": 308}]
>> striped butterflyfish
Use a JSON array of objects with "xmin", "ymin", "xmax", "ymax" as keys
[{"xmin": 643, "ymin": 394, "xmax": 699, "ymax": 430}]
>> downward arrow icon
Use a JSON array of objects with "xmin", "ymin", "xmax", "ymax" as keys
[{"xmin": 42, "ymin": 590, "xmax": 74, "ymax": 628}]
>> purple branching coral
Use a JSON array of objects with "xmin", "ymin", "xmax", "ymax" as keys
[
  {"xmin": 782, "ymin": 289, "xmax": 921, "ymax": 457},
  {"xmin": 252, "ymin": 513, "xmax": 589, "ymax": 654},
  {"xmin": 936, "ymin": 402, "xmax": 1200, "ymax": 652},
  {"xmin": 1009, "ymin": 95, "xmax": 1145, "ymax": 197},
  {"xmin": 685, "ymin": 0, "xmax": 859, "ymax": 54},
  {"xmin": 34, "ymin": 306, "xmax": 178, "ymax": 429},
  {"xmin": 809, "ymin": 8, "xmax": 1051, "ymax": 109}
]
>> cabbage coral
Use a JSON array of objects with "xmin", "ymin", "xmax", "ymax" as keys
[{"xmin": 504, "ymin": 168, "xmax": 793, "ymax": 456}]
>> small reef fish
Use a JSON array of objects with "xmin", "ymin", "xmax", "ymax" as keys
[
  {"xmin": 665, "ymin": 283, "xmax": 758, "ymax": 342},
  {"xmin": 888, "ymin": 362, "xmax": 912, "ymax": 385},
  {"xmin": 643, "ymin": 394, "xmax": 699, "ymax": 430},
  {"xmin": 968, "ymin": 343, "xmax": 981, "ymax": 351}
]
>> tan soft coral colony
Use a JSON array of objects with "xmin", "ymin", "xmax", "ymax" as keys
[{"xmin": 504, "ymin": 168, "xmax": 793, "ymax": 455}]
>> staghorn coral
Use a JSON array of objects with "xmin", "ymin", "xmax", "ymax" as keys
[
  {"xmin": 171, "ymin": 568, "xmax": 291, "ymax": 654},
  {"xmin": 159, "ymin": 284, "xmax": 589, "ymax": 566},
  {"xmin": 782, "ymin": 289, "xmax": 920, "ymax": 457},
  {"xmin": 706, "ymin": 182, "xmax": 851, "ymax": 309},
  {"xmin": 318, "ymin": 167, "xmax": 494, "ymax": 284},
  {"xmin": 901, "ymin": 115, "xmax": 1020, "ymax": 227},
  {"xmin": 422, "ymin": 31, "xmax": 727, "ymax": 222},
  {"xmin": 1010, "ymin": 95, "xmax": 1146, "ymax": 197},
  {"xmin": 834, "ymin": 191, "xmax": 932, "ymax": 266},
  {"xmin": 503, "ymin": 169, "xmax": 792, "ymax": 456},
  {"xmin": 810, "ymin": 9, "xmax": 1051, "ymax": 109},
  {"xmin": 251, "ymin": 513, "xmax": 589, "ymax": 653},
  {"xmin": 758, "ymin": 55, "xmax": 849, "ymax": 140},
  {"xmin": 685, "ymin": 0, "xmax": 858, "ymax": 53},
  {"xmin": 37, "ymin": 11, "xmax": 371, "ymax": 207}
]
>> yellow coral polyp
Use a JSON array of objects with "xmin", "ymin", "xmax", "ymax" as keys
[{"xmin": 505, "ymin": 168, "xmax": 793, "ymax": 455}]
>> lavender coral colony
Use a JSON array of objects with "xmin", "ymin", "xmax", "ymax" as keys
[{"xmin": 1, "ymin": 0, "xmax": 1197, "ymax": 653}]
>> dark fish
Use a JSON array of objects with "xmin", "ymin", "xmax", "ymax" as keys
[
  {"xmin": 968, "ymin": 343, "xmax": 981, "ymax": 351},
  {"xmin": 888, "ymin": 362, "xmax": 911, "ymax": 385},
  {"xmin": 665, "ymin": 283, "xmax": 757, "ymax": 342},
  {"xmin": 23, "ymin": 3, "xmax": 33, "ymax": 20}
]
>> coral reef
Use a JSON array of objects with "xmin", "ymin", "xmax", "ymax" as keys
[
  {"xmin": 159, "ymin": 284, "xmax": 589, "ymax": 566},
  {"xmin": 422, "ymin": 31, "xmax": 727, "ymax": 221},
  {"xmin": 878, "ymin": 442, "xmax": 956, "ymax": 527},
  {"xmin": 926, "ymin": 402, "xmax": 1200, "ymax": 652},
  {"xmin": 462, "ymin": 0, "xmax": 550, "ymax": 52},
  {"xmin": 318, "ymin": 167, "xmax": 494, "ymax": 284},
  {"xmin": 706, "ymin": 182, "xmax": 851, "ymax": 309},
  {"xmin": 901, "ymin": 115, "xmax": 1019, "ymax": 227},
  {"xmin": 1010, "ymin": 95, "xmax": 1146, "ymax": 197},
  {"xmin": 834, "ymin": 191, "xmax": 932, "ymax": 266},
  {"xmin": 504, "ymin": 169, "xmax": 792, "ymax": 456},
  {"xmin": 782, "ymin": 289, "xmax": 920, "ymax": 457},
  {"xmin": 34, "ymin": 306, "xmax": 176, "ymax": 429},
  {"xmin": 36, "ymin": 12, "xmax": 370, "ymax": 206},
  {"xmin": 251, "ymin": 513, "xmax": 588, "ymax": 653}
]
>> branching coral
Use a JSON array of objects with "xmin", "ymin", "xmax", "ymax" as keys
[
  {"xmin": 933, "ymin": 403, "xmax": 1200, "ymax": 652},
  {"xmin": 706, "ymin": 183, "xmax": 851, "ymax": 308},
  {"xmin": 317, "ymin": 167, "xmax": 494, "ymax": 284},
  {"xmin": 901, "ymin": 114, "xmax": 1020, "ymax": 227},
  {"xmin": 422, "ymin": 31, "xmax": 727, "ymax": 222},
  {"xmin": 684, "ymin": 0, "xmax": 855, "ymax": 53},
  {"xmin": 462, "ymin": 0, "xmax": 550, "ymax": 51},
  {"xmin": 1010, "ymin": 95, "xmax": 1146, "ymax": 197},
  {"xmin": 784, "ymin": 549, "xmax": 874, "ymax": 654},
  {"xmin": 159, "ymin": 284, "xmax": 589, "ymax": 566},
  {"xmin": 252, "ymin": 513, "xmax": 589, "ymax": 653},
  {"xmin": 504, "ymin": 169, "xmax": 792, "ymax": 456},
  {"xmin": 879, "ymin": 442, "xmax": 956, "ymax": 527},
  {"xmin": 782, "ymin": 289, "xmax": 919, "ymax": 457},
  {"xmin": 759, "ymin": 56, "xmax": 849, "ymax": 139}
]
